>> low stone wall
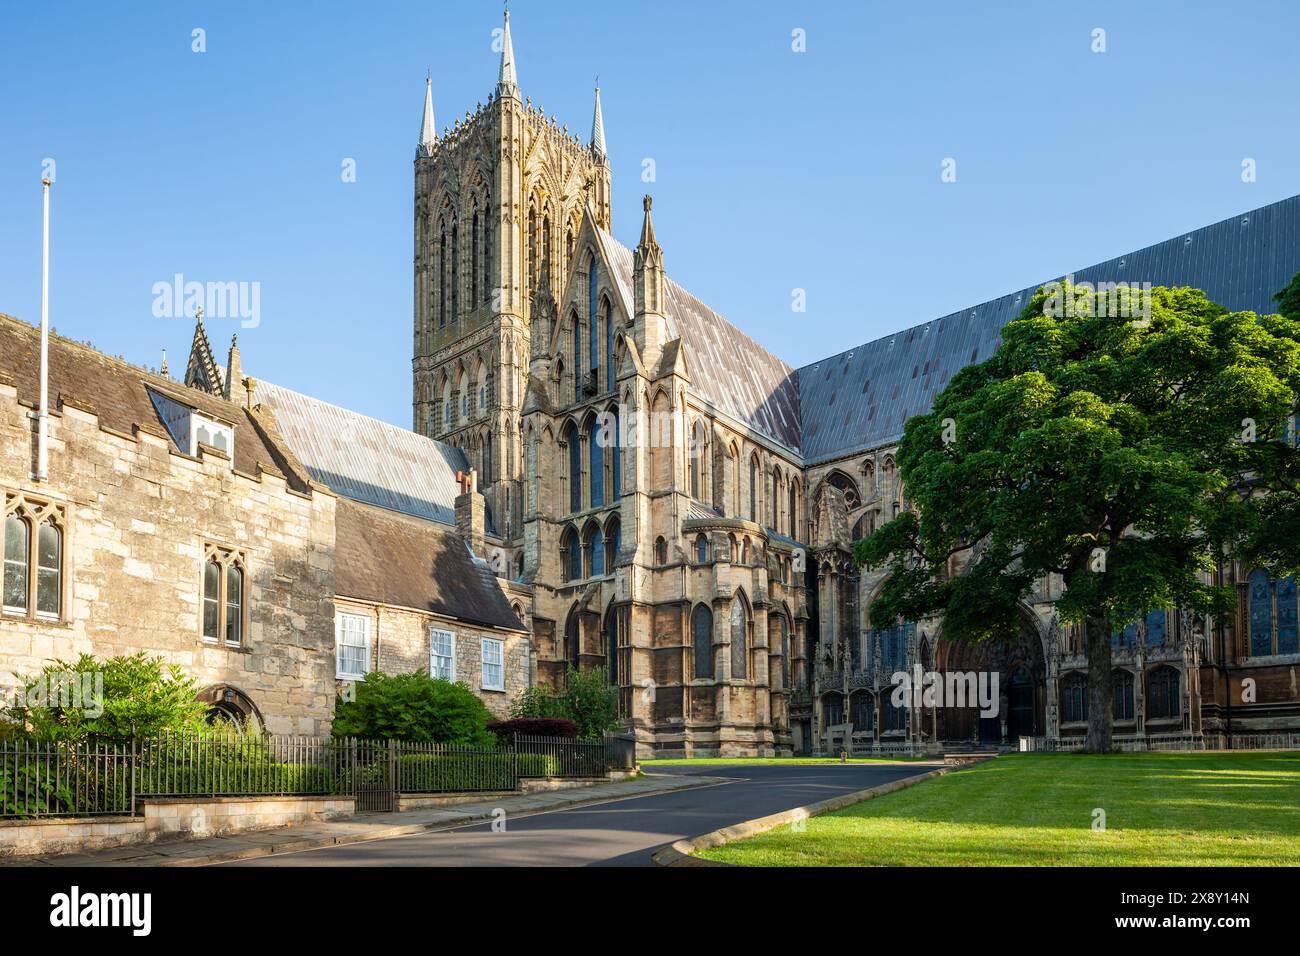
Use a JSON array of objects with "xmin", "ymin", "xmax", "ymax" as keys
[{"xmin": 0, "ymin": 794, "xmax": 355, "ymax": 859}]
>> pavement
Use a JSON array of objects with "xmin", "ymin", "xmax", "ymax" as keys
[{"xmin": 10, "ymin": 761, "xmax": 942, "ymax": 867}]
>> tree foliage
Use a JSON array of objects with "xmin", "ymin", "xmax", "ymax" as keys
[
  {"xmin": 857, "ymin": 279, "xmax": 1300, "ymax": 751},
  {"xmin": 510, "ymin": 666, "xmax": 619, "ymax": 740},
  {"xmin": 331, "ymin": 671, "xmax": 496, "ymax": 747},
  {"xmin": 4, "ymin": 653, "xmax": 209, "ymax": 741}
]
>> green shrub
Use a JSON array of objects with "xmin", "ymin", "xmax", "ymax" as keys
[
  {"xmin": 8, "ymin": 653, "xmax": 209, "ymax": 741},
  {"xmin": 332, "ymin": 671, "xmax": 495, "ymax": 747},
  {"xmin": 509, "ymin": 666, "xmax": 619, "ymax": 740}
]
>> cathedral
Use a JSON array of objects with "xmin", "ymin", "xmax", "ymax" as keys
[{"xmin": 412, "ymin": 10, "xmax": 1300, "ymax": 756}]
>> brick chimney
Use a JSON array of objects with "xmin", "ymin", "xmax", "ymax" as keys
[{"xmin": 455, "ymin": 469, "xmax": 485, "ymax": 557}]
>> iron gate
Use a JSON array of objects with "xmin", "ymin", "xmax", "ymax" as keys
[{"xmin": 349, "ymin": 739, "xmax": 396, "ymax": 813}]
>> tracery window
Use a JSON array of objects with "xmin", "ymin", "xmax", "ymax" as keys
[
  {"xmin": 1062, "ymin": 673, "xmax": 1088, "ymax": 723},
  {"xmin": 202, "ymin": 544, "xmax": 247, "ymax": 645},
  {"xmin": 1147, "ymin": 667, "xmax": 1180, "ymax": 720},
  {"xmin": 1247, "ymin": 569, "xmax": 1299, "ymax": 656},
  {"xmin": 1113, "ymin": 669, "xmax": 1135, "ymax": 721},
  {"xmin": 692, "ymin": 604, "xmax": 714, "ymax": 679},
  {"xmin": 3, "ymin": 494, "xmax": 66, "ymax": 620},
  {"xmin": 730, "ymin": 594, "xmax": 750, "ymax": 680}
]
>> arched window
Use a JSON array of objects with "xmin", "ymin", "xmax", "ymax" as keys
[
  {"xmin": 36, "ymin": 519, "xmax": 61, "ymax": 617},
  {"xmin": 564, "ymin": 422, "xmax": 581, "ymax": 513},
  {"xmin": 822, "ymin": 692, "xmax": 844, "ymax": 726},
  {"xmin": 202, "ymin": 555, "xmax": 220, "ymax": 639},
  {"xmin": 527, "ymin": 205, "xmax": 537, "ymax": 292},
  {"xmin": 877, "ymin": 621, "xmax": 912, "ymax": 674},
  {"xmin": 573, "ymin": 315, "xmax": 582, "ymax": 402},
  {"xmin": 604, "ymin": 299, "xmax": 615, "ymax": 391},
  {"xmin": 827, "ymin": 470, "xmax": 861, "ymax": 510},
  {"xmin": 1145, "ymin": 609, "xmax": 1167, "ymax": 647},
  {"xmin": 688, "ymin": 421, "xmax": 705, "ymax": 500},
  {"xmin": 883, "ymin": 697, "xmax": 906, "ymax": 731},
  {"xmin": 788, "ymin": 481, "xmax": 798, "ymax": 536},
  {"xmin": 1147, "ymin": 667, "xmax": 1180, "ymax": 720},
  {"xmin": 692, "ymin": 604, "xmax": 714, "ymax": 679},
  {"xmin": 1062, "ymin": 673, "xmax": 1088, "ymax": 723},
  {"xmin": 694, "ymin": 533, "xmax": 709, "ymax": 565},
  {"xmin": 727, "ymin": 444, "xmax": 739, "ymax": 517},
  {"xmin": 1113, "ymin": 669, "xmax": 1135, "ymax": 721},
  {"xmin": 3, "ymin": 513, "xmax": 31, "ymax": 612},
  {"xmin": 1246, "ymin": 570, "xmax": 1300, "ymax": 656},
  {"xmin": 741, "ymin": 538, "xmax": 750, "ymax": 565},
  {"xmin": 610, "ymin": 408, "xmax": 621, "ymax": 499},
  {"xmin": 560, "ymin": 526, "xmax": 581, "ymax": 582},
  {"xmin": 438, "ymin": 226, "xmax": 448, "ymax": 327},
  {"xmin": 481, "ymin": 193, "xmax": 492, "ymax": 304},
  {"xmin": 450, "ymin": 220, "xmax": 459, "ymax": 320},
  {"xmin": 225, "ymin": 563, "xmax": 243, "ymax": 644},
  {"xmin": 588, "ymin": 256, "xmax": 599, "ymax": 376},
  {"xmin": 850, "ymin": 691, "xmax": 874, "ymax": 729},
  {"xmin": 587, "ymin": 416, "xmax": 604, "ymax": 509},
  {"xmin": 585, "ymin": 522, "xmax": 603, "ymax": 577},
  {"xmin": 730, "ymin": 594, "xmax": 749, "ymax": 679},
  {"xmin": 470, "ymin": 208, "xmax": 480, "ymax": 307},
  {"xmin": 564, "ymin": 607, "xmax": 580, "ymax": 668},
  {"xmin": 604, "ymin": 516, "xmax": 621, "ymax": 570},
  {"xmin": 748, "ymin": 456, "xmax": 758, "ymax": 522},
  {"xmin": 776, "ymin": 614, "xmax": 790, "ymax": 690},
  {"xmin": 654, "ymin": 536, "xmax": 667, "ymax": 566}
]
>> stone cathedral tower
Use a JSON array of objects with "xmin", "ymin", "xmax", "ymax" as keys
[{"xmin": 412, "ymin": 9, "xmax": 612, "ymax": 553}]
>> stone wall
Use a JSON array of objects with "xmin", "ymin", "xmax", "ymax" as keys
[
  {"xmin": 0, "ymin": 384, "xmax": 338, "ymax": 735},
  {"xmin": 334, "ymin": 599, "xmax": 529, "ymax": 718}
]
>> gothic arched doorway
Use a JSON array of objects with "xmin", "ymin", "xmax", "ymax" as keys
[{"xmin": 936, "ymin": 608, "xmax": 1045, "ymax": 748}]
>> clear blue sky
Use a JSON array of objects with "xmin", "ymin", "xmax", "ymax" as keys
[{"xmin": 2, "ymin": 0, "xmax": 1298, "ymax": 427}]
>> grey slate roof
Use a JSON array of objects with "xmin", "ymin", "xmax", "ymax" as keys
[
  {"xmin": 597, "ymin": 228, "xmax": 802, "ymax": 451},
  {"xmin": 799, "ymin": 193, "xmax": 1300, "ymax": 464},
  {"xmin": 255, "ymin": 380, "xmax": 475, "ymax": 528}
]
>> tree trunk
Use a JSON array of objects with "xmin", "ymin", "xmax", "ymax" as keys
[{"xmin": 1084, "ymin": 612, "xmax": 1113, "ymax": 753}]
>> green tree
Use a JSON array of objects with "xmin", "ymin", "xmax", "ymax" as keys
[
  {"xmin": 331, "ymin": 671, "xmax": 496, "ymax": 746},
  {"xmin": 509, "ymin": 666, "xmax": 620, "ymax": 739},
  {"xmin": 5, "ymin": 653, "xmax": 209, "ymax": 741},
  {"xmin": 857, "ymin": 282, "xmax": 1300, "ymax": 752}
]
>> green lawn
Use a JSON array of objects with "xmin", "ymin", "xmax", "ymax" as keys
[
  {"xmin": 641, "ymin": 756, "xmax": 928, "ymax": 766},
  {"xmin": 696, "ymin": 751, "xmax": 1300, "ymax": 866}
]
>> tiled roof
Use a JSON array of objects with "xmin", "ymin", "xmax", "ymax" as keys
[
  {"xmin": 254, "ymin": 380, "xmax": 475, "ymax": 528},
  {"xmin": 799, "ymin": 193, "xmax": 1300, "ymax": 463},
  {"xmin": 334, "ymin": 497, "xmax": 524, "ymax": 632},
  {"xmin": 597, "ymin": 229, "xmax": 802, "ymax": 451},
  {"xmin": 0, "ymin": 313, "xmax": 308, "ymax": 490}
]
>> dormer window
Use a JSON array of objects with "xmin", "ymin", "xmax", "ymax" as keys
[{"xmin": 192, "ymin": 414, "xmax": 233, "ymax": 456}]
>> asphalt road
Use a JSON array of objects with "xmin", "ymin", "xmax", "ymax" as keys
[{"xmin": 223, "ymin": 761, "xmax": 937, "ymax": 867}]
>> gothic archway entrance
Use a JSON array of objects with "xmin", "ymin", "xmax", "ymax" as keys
[{"xmin": 936, "ymin": 609, "xmax": 1045, "ymax": 748}]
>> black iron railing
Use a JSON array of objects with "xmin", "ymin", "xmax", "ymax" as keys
[{"xmin": 0, "ymin": 731, "xmax": 617, "ymax": 819}]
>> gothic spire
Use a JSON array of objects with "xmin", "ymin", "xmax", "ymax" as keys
[
  {"xmin": 497, "ymin": 7, "xmax": 519, "ymax": 98},
  {"xmin": 419, "ymin": 75, "xmax": 436, "ymax": 153},
  {"xmin": 638, "ymin": 195, "xmax": 659, "ymax": 255},
  {"xmin": 590, "ymin": 84, "xmax": 606, "ymax": 160}
]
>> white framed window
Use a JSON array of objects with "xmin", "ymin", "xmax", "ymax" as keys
[
  {"xmin": 430, "ymin": 627, "xmax": 456, "ymax": 681},
  {"xmin": 481, "ymin": 637, "xmax": 505, "ymax": 691},
  {"xmin": 335, "ymin": 612, "xmax": 371, "ymax": 680}
]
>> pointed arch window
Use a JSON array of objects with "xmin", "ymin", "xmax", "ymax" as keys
[
  {"xmin": 730, "ymin": 595, "xmax": 750, "ymax": 679},
  {"xmin": 604, "ymin": 516, "xmax": 621, "ymax": 571},
  {"xmin": 573, "ymin": 317, "xmax": 582, "ymax": 403},
  {"xmin": 438, "ymin": 226, "xmax": 448, "ymax": 327},
  {"xmin": 527, "ymin": 205, "xmax": 537, "ymax": 292},
  {"xmin": 694, "ymin": 533, "xmax": 709, "ymax": 565},
  {"xmin": 688, "ymin": 421, "xmax": 705, "ymax": 500},
  {"xmin": 1147, "ymin": 667, "xmax": 1180, "ymax": 720},
  {"xmin": 692, "ymin": 604, "xmax": 714, "ymax": 680},
  {"xmin": 1113, "ymin": 669, "xmax": 1135, "ymax": 721},
  {"xmin": 610, "ymin": 409, "xmax": 622, "ymax": 498},
  {"xmin": 584, "ymin": 522, "xmax": 603, "ymax": 577},
  {"xmin": 481, "ymin": 193, "xmax": 492, "ymax": 305},
  {"xmin": 588, "ymin": 256, "xmax": 599, "ymax": 377},
  {"xmin": 201, "ymin": 544, "xmax": 247, "ymax": 645},
  {"xmin": 587, "ymin": 416, "xmax": 605, "ymax": 509},
  {"xmin": 1062, "ymin": 672, "xmax": 1088, "ymax": 723},
  {"xmin": 470, "ymin": 209, "xmax": 480, "ymax": 307},
  {"xmin": 564, "ymin": 422, "xmax": 582, "ymax": 514},
  {"xmin": 604, "ymin": 300, "xmax": 615, "ymax": 392},
  {"xmin": 4, "ymin": 496, "xmax": 67, "ymax": 620},
  {"xmin": 1246, "ymin": 569, "xmax": 1299, "ymax": 656},
  {"xmin": 451, "ymin": 220, "xmax": 460, "ymax": 321},
  {"xmin": 748, "ymin": 456, "xmax": 758, "ymax": 522},
  {"xmin": 654, "ymin": 536, "xmax": 668, "ymax": 566},
  {"xmin": 560, "ymin": 525, "xmax": 581, "ymax": 582}
]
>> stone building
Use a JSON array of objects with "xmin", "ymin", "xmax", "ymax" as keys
[
  {"xmin": 0, "ymin": 309, "xmax": 529, "ymax": 733},
  {"xmin": 414, "ymin": 10, "xmax": 1300, "ymax": 755}
]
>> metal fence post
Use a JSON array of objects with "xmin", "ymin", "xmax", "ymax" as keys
[
  {"xmin": 130, "ymin": 737, "xmax": 137, "ymax": 817},
  {"xmin": 388, "ymin": 738, "xmax": 397, "ymax": 806}
]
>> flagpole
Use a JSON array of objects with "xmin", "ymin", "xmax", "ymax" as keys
[{"xmin": 37, "ymin": 177, "xmax": 50, "ymax": 481}]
